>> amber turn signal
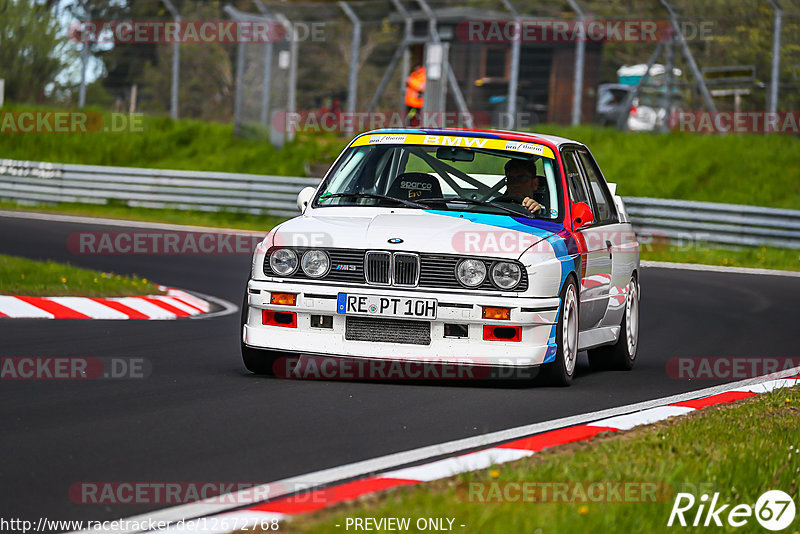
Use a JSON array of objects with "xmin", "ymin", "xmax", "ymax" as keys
[
  {"xmin": 270, "ymin": 292, "xmax": 297, "ymax": 306},
  {"xmin": 482, "ymin": 306, "xmax": 510, "ymax": 320}
]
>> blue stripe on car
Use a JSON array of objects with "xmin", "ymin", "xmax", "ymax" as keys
[
  {"xmin": 542, "ymin": 231, "xmax": 581, "ymax": 363},
  {"xmin": 424, "ymin": 210, "xmax": 580, "ymax": 365},
  {"xmin": 421, "ymin": 210, "xmax": 562, "ymax": 238}
]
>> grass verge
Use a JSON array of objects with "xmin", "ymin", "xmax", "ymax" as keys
[
  {"xmin": 0, "ymin": 254, "xmax": 164, "ymax": 297},
  {"xmin": 275, "ymin": 385, "xmax": 800, "ymax": 533}
]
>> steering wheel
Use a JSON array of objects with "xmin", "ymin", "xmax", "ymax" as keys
[{"xmin": 493, "ymin": 194, "xmax": 547, "ymax": 217}]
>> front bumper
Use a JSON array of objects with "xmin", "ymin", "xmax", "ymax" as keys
[{"xmin": 242, "ymin": 280, "xmax": 561, "ymax": 368}]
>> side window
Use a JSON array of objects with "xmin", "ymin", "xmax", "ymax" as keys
[
  {"xmin": 562, "ymin": 151, "xmax": 590, "ymax": 206},
  {"xmin": 577, "ymin": 150, "xmax": 617, "ymax": 223}
]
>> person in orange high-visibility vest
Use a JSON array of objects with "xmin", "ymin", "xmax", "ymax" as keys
[{"xmin": 405, "ymin": 64, "xmax": 426, "ymax": 126}]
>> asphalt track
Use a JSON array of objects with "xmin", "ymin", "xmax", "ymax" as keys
[{"xmin": 1, "ymin": 212, "xmax": 799, "ymax": 529}]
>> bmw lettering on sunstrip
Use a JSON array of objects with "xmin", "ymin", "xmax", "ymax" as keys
[{"xmin": 241, "ymin": 128, "xmax": 640, "ymax": 385}]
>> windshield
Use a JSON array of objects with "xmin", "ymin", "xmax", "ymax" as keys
[{"xmin": 314, "ymin": 136, "xmax": 563, "ymax": 220}]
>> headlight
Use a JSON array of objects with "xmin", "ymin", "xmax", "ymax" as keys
[
  {"xmin": 269, "ymin": 248, "xmax": 298, "ymax": 276},
  {"xmin": 456, "ymin": 259, "xmax": 487, "ymax": 287},
  {"xmin": 491, "ymin": 261, "xmax": 522, "ymax": 290},
  {"xmin": 301, "ymin": 249, "xmax": 330, "ymax": 278}
]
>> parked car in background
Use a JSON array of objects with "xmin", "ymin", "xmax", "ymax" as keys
[
  {"xmin": 597, "ymin": 64, "xmax": 685, "ymax": 131},
  {"xmin": 596, "ymin": 84, "xmax": 633, "ymax": 127}
]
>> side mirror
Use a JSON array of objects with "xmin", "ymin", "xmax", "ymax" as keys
[
  {"xmin": 297, "ymin": 187, "xmax": 316, "ymax": 212},
  {"xmin": 572, "ymin": 202, "xmax": 594, "ymax": 230}
]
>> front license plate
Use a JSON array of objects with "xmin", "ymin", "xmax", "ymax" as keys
[{"xmin": 337, "ymin": 293, "xmax": 437, "ymax": 320}]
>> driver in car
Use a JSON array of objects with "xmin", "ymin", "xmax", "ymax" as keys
[{"xmin": 500, "ymin": 158, "xmax": 546, "ymax": 215}]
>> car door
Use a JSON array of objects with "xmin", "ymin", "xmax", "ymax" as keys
[
  {"xmin": 562, "ymin": 148, "xmax": 612, "ymax": 331},
  {"xmin": 576, "ymin": 148, "xmax": 635, "ymax": 329}
]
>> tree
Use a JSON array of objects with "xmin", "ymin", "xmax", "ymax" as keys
[
  {"xmin": 95, "ymin": 0, "xmax": 161, "ymax": 104},
  {"xmin": 0, "ymin": 0, "xmax": 70, "ymax": 103},
  {"xmin": 139, "ymin": 3, "xmax": 234, "ymax": 121}
]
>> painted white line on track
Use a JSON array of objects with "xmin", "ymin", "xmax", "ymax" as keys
[
  {"xmin": 641, "ymin": 260, "xmax": 800, "ymax": 278},
  {"xmin": 74, "ymin": 365, "xmax": 800, "ymax": 534}
]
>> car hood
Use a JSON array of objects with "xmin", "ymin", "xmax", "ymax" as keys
[{"xmin": 268, "ymin": 208, "xmax": 564, "ymax": 260}]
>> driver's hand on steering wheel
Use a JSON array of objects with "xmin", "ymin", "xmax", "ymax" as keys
[{"xmin": 521, "ymin": 197, "xmax": 543, "ymax": 214}]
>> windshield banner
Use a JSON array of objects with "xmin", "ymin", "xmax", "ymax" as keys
[{"xmin": 351, "ymin": 133, "xmax": 555, "ymax": 159}]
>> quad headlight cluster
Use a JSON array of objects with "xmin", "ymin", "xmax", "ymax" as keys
[
  {"xmin": 269, "ymin": 248, "xmax": 330, "ymax": 278},
  {"xmin": 456, "ymin": 259, "xmax": 522, "ymax": 290},
  {"xmin": 267, "ymin": 248, "xmax": 522, "ymax": 290},
  {"xmin": 300, "ymin": 249, "xmax": 331, "ymax": 278}
]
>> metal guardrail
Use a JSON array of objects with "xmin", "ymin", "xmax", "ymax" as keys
[
  {"xmin": 624, "ymin": 197, "xmax": 800, "ymax": 250},
  {"xmin": 0, "ymin": 159, "xmax": 321, "ymax": 218},
  {"xmin": 2, "ymin": 159, "xmax": 800, "ymax": 249}
]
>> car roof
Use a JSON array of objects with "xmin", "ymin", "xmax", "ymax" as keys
[{"xmin": 354, "ymin": 128, "xmax": 584, "ymax": 151}]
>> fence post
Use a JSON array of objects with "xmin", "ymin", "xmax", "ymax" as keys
[
  {"xmin": 501, "ymin": 0, "xmax": 521, "ymax": 129},
  {"xmin": 767, "ymin": 0, "xmax": 783, "ymax": 113},
  {"xmin": 254, "ymin": 0, "xmax": 275, "ymax": 127},
  {"xmin": 659, "ymin": 0, "xmax": 717, "ymax": 114},
  {"xmin": 339, "ymin": 1, "xmax": 361, "ymax": 130},
  {"xmin": 566, "ymin": 0, "xmax": 586, "ymax": 126},
  {"xmin": 161, "ymin": 0, "xmax": 181, "ymax": 120},
  {"xmin": 78, "ymin": 42, "xmax": 88, "ymax": 108}
]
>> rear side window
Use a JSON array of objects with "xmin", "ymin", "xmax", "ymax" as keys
[{"xmin": 577, "ymin": 150, "xmax": 617, "ymax": 223}]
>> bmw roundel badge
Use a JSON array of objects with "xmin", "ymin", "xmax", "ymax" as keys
[{"xmin": 388, "ymin": 238, "xmax": 404, "ymax": 244}]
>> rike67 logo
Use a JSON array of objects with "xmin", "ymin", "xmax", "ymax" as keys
[{"xmin": 668, "ymin": 490, "xmax": 796, "ymax": 531}]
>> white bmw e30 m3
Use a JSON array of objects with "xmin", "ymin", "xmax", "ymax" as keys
[{"xmin": 242, "ymin": 128, "xmax": 640, "ymax": 385}]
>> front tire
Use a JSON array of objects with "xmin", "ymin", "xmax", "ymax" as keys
[
  {"xmin": 588, "ymin": 275, "xmax": 639, "ymax": 371},
  {"xmin": 542, "ymin": 277, "xmax": 579, "ymax": 386}
]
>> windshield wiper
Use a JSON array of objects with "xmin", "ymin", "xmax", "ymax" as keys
[
  {"xmin": 418, "ymin": 196, "xmax": 533, "ymax": 218},
  {"xmin": 317, "ymin": 192, "xmax": 427, "ymax": 209}
]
